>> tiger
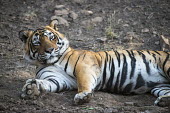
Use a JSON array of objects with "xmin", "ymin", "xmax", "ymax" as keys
[{"xmin": 19, "ymin": 21, "xmax": 170, "ymax": 106}]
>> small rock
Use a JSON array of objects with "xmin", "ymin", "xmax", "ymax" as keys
[
  {"xmin": 96, "ymin": 37, "xmax": 107, "ymax": 43},
  {"xmin": 54, "ymin": 9, "xmax": 69, "ymax": 16},
  {"xmin": 55, "ymin": 5, "xmax": 65, "ymax": 9},
  {"xmin": 69, "ymin": 11, "xmax": 78, "ymax": 20},
  {"xmin": 144, "ymin": 110, "xmax": 151, "ymax": 113},
  {"xmin": 123, "ymin": 24, "xmax": 129, "ymax": 27},
  {"xmin": 127, "ymin": 32, "xmax": 135, "ymax": 36},
  {"xmin": 155, "ymin": 41, "xmax": 160, "ymax": 45},
  {"xmin": 81, "ymin": 20, "xmax": 91, "ymax": 26},
  {"xmin": 141, "ymin": 28, "xmax": 149, "ymax": 33},
  {"xmin": 132, "ymin": 21, "xmax": 138, "ymax": 25},
  {"xmin": 51, "ymin": 16, "xmax": 58, "ymax": 20},
  {"xmin": 153, "ymin": 31, "xmax": 157, "ymax": 35},
  {"xmin": 52, "ymin": 16, "xmax": 69, "ymax": 26},
  {"xmin": 80, "ymin": 10, "xmax": 93, "ymax": 15},
  {"xmin": 91, "ymin": 17, "xmax": 103, "ymax": 23},
  {"xmin": 104, "ymin": 108, "xmax": 117, "ymax": 113},
  {"xmin": 124, "ymin": 102, "xmax": 136, "ymax": 106}
]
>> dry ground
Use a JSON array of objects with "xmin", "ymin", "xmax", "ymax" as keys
[{"xmin": 0, "ymin": 0, "xmax": 170, "ymax": 113}]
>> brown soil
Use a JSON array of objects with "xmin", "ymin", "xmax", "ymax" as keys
[{"xmin": 0, "ymin": 0, "xmax": 170, "ymax": 113}]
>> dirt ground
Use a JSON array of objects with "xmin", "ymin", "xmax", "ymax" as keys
[{"xmin": 0, "ymin": 0, "xmax": 170, "ymax": 113}]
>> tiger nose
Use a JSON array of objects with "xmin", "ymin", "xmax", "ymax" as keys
[{"xmin": 45, "ymin": 48, "xmax": 54, "ymax": 53}]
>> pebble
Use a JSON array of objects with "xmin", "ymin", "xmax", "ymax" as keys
[
  {"xmin": 141, "ymin": 28, "xmax": 149, "ymax": 33},
  {"xmin": 81, "ymin": 20, "xmax": 91, "ymax": 26},
  {"xmin": 123, "ymin": 24, "xmax": 129, "ymax": 27},
  {"xmin": 51, "ymin": 16, "xmax": 69, "ymax": 26},
  {"xmin": 124, "ymin": 102, "xmax": 136, "ymax": 106},
  {"xmin": 91, "ymin": 17, "xmax": 103, "ymax": 23},
  {"xmin": 80, "ymin": 10, "xmax": 93, "ymax": 15},
  {"xmin": 104, "ymin": 108, "xmax": 118, "ymax": 113},
  {"xmin": 155, "ymin": 41, "xmax": 160, "ymax": 45},
  {"xmin": 69, "ymin": 11, "xmax": 78, "ymax": 20},
  {"xmin": 55, "ymin": 5, "xmax": 65, "ymax": 9},
  {"xmin": 81, "ymin": 17, "xmax": 103, "ymax": 26},
  {"xmin": 140, "ymin": 110, "xmax": 151, "ymax": 113},
  {"xmin": 96, "ymin": 37, "xmax": 107, "ymax": 43},
  {"xmin": 54, "ymin": 9, "xmax": 69, "ymax": 16}
]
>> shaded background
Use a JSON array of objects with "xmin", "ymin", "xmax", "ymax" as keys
[{"xmin": 0, "ymin": 0, "xmax": 170, "ymax": 112}]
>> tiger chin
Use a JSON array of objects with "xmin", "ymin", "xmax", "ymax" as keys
[{"xmin": 19, "ymin": 21, "xmax": 170, "ymax": 106}]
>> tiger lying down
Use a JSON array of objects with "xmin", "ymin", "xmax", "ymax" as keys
[{"xmin": 19, "ymin": 21, "xmax": 170, "ymax": 106}]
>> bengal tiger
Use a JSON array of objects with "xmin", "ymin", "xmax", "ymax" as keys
[{"xmin": 19, "ymin": 21, "xmax": 170, "ymax": 106}]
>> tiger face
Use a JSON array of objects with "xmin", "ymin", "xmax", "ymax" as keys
[{"xmin": 19, "ymin": 25, "xmax": 69, "ymax": 65}]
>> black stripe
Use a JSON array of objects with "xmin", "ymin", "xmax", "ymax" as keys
[
  {"xmin": 43, "ymin": 75, "xmax": 56, "ymax": 79},
  {"xmin": 30, "ymin": 43, "xmax": 37, "ymax": 58},
  {"xmin": 123, "ymin": 83, "xmax": 133, "ymax": 94},
  {"xmin": 167, "ymin": 68, "xmax": 170, "ymax": 76},
  {"xmin": 155, "ymin": 84, "xmax": 170, "ymax": 88},
  {"xmin": 163, "ymin": 53, "xmax": 169, "ymax": 73},
  {"xmin": 59, "ymin": 50, "xmax": 72, "ymax": 64},
  {"xmin": 156, "ymin": 89, "xmax": 169, "ymax": 97},
  {"xmin": 119, "ymin": 54, "xmax": 127, "ymax": 90},
  {"xmin": 49, "ymin": 85, "xmax": 52, "ymax": 92},
  {"xmin": 113, "ymin": 71, "xmax": 120, "ymax": 93},
  {"xmin": 101, "ymin": 52, "xmax": 108, "ymax": 89},
  {"xmin": 134, "ymin": 73, "xmax": 145, "ymax": 89},
  {"xmin": 152, "ymin": 53, "xmax": 156, "ymax": 61},
  {"xmin": 48, "ymin": 79, "xmax": 60, "ymax": 92},
  {"xmin": 98, "ymin": 53, "xmax": 103, "ymax": 65},
  {"xmin": 36, "ymin": 67, "xmax": 47, "ymax": 75},
  {"xmin": 151, "ymin": 88, "xmax": 158, "ymax": 94},
  {"xmin": 147, "ymin": 81, "xmax": 158, "ymax": 88},
  {"xmin": 114, "ymin": 51, "xmax": 120, "ymax": 67},
  {"xmin": 147, "ymin": 51, "xmax": 151, "ymax": 55},
  {"xmin": 63, "ymin": 81, "xmax": 68, "ymax": 90},
  {"xmin": 95, "ymin": 81, "xmax": 101, "ymax": 90},
  {"xmin": 82, "ymin": 53, "xmax": 86, "ymax": 61},
  {"xmin": 137, "ymin": 51, "xmax": 150, "ymax": 74},
  {"xmin": 106, "ymin": 58, "xmax": 115, "ymax": 91},
  {"xmin": 108, "ymin": 54, "xmax": 112, "ymax": 69},
  {"xmin": 154, "ymin": 51, "xmax": 161, "ymax": 55},
  {"xmin": 164, "ymin": 90, "xmax": 170, "ymax": 95},
  {"xmin": 64, "ymin": 53, "xmax": 73, "ymax": 72},
  {"xmin": 158, "ymin": 72, "xmax": 168, "ymax": 80},
  {"xmin": 127, "ymin": 50, "xmax": 136, "ymax": 79},
  {"xmin": 98, "ymin": 53, "xmax": 102, "ymax": 59},
  {"xmin": 104, "ymin": 51, "xmax": 108, "ymax": 61},
  {"xmin": 73, "ymin": 55, "xmax": 81, "ymax": 76},
  {"xmin": 37, "ymin": 71, "xmax": 55, "ymax": 79}
]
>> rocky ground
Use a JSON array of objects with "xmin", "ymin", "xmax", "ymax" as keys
[{"xmin": 0, "ymin": 0, "xmax": 170, "ymax": 113}]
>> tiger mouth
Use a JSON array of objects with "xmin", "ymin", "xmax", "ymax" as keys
[{"xmin": 39, "ymin": 55, "xmax": 59, "ymax": 64}]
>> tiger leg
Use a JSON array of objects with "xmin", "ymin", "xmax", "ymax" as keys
[
  {"xmin": 151, "ymin": 84, "xmax": 170, "ymax": 107},
  {"xmin": 74, "ymin": 69, "xmax": 98, "ymax": 104},
  {"xmin": 21, "ymin": 66, "xmax": 77, "ymax": 99}
]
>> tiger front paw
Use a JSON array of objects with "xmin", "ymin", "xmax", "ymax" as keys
[
  {"xmin": 154, "ymin": 95, "xmax": 170, "ymax": 107},
  {"xmin": 21, "ymin": 79, "xmax": 45, "ymax": 99},
  {"xmin": 74, "ymin": 92, "xmax": 92, "ymax": 104}
]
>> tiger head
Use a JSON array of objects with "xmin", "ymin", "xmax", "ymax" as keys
[{"xmin": 19, "ymin": 22, "xmax": 69, "ymax": 65}]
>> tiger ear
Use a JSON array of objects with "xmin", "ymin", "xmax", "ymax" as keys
[
  {"xmin": 49, "ymin": 20, "xmax": 59, "ymax": 31},
  {"xmin": 19, "ymin": 30, "xmax": 33, "ymax": 43}
]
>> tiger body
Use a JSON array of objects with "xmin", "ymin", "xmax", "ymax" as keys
[
  {"xmin": 19, "ymin": 22, "xmax": 170, "ymax": 106},
  {"xmin": 36, "ymin": 49, "xmax": 169, "ymax": 94}
]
